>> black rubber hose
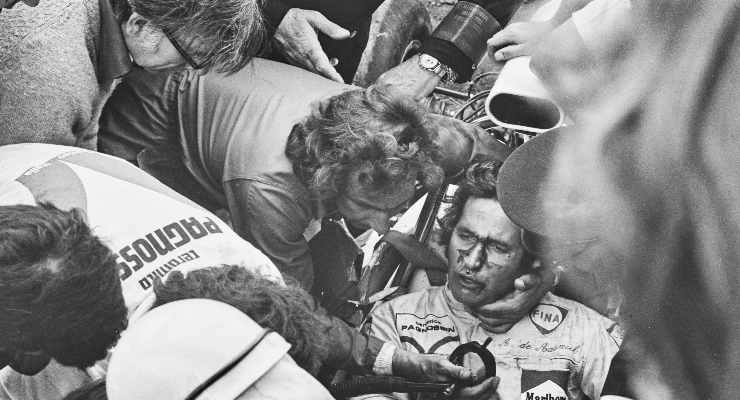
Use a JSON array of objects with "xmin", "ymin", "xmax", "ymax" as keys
[{"xmin": 330, "ymin": 376, "xmax": 450, "ymax": 398}]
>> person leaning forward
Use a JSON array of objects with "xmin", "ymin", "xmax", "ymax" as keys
[{"xmin": 0, "ymin": 0, "xmax": 264, "ymax": 149}]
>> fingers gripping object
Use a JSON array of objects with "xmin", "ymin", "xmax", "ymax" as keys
[
  {"xmin": 442, "ymin": 339, "xmax": 496, "ymax": 398},
  {"xmin": 329, "ymin": 341, "xmax": 496, "ymax": 398}
]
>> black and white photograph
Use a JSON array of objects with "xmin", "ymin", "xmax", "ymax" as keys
[{"xmin": 1, "ymin": 0, "xmax": 737, "ymax": 399}]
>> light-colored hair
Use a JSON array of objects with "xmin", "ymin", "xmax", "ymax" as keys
[
  {"xmin": 546, "ymin": 2, "xmax": 740, "ymax": 399},
  {"xmin": 112, "ymin": 0, "xmax": 265, "ymax": 73},
  {"xmin": 285, "ymin": 86, "xmax": 444, "ymax": 202}
]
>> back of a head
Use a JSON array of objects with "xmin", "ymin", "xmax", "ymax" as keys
[
  {"xmin": 0, "ymin": 203, "xmax": 126, "ymax": 370},
  {"xmin": 546, "ymin": 1, "xmax": 740, "ymax": 398},
  {"xmin": 111, "ymin": 0, "xmax": 265, "ymax": 73}
]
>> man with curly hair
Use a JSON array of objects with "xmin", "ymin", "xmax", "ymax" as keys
[
  {"xmin": 0, "ymin": 203, "xmax": 127, "ymax": 398},
  {"xmin": 98, "ymin": 57, "xmax": 529, "ymax": 328}
]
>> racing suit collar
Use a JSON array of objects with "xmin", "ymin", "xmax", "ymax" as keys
[{"xmin": 443, "ymin": 285, "xmax": 481, "ymax": 325}]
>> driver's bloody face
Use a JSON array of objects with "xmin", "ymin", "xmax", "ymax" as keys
[{"xmin": 446, "ymin": 197, "xmax": 525, "ymax": 308}]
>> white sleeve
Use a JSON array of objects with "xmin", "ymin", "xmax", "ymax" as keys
[
  {"xmin": 351, "ymin": 303, "xmax": 404, "ymax": 400},
  {"xmin": 571, "ymin": 0, "xmax": 632, "ymax": 55}
]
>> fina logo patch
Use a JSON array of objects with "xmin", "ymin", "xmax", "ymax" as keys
[{"xmin": 529, "ymin": 304, "xmax": 568, "ymax": 334}]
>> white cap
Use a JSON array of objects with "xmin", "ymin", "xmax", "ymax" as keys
[{"xmin": 106, "ymin": 299, "xmax": 291, "ymax": 400}]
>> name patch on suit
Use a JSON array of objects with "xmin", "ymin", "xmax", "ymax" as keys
[{"xmin": 396, "ymin": 313, "xmax": 459, "ymax": 354}]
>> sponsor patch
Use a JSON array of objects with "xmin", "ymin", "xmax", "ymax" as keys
[
  {"xmin": 521, "ymin": 370, "xmax": 569, "ymax": 400},
  {"xmin": 529, "ymin": 304, "xmax": 568, "ymax": 334},
  {"xmin": 395, "ymin": 313, "xmax": 458, "ymax": 353}
]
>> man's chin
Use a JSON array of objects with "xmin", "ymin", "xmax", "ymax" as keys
[{"xmin": 450, "ymin": 285, "xmax": 485, "ymax": 308}]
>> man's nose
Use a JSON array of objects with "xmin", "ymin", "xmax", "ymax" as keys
[{"xmin": 465, "ymin": 242, "xmax": 486, "ymax": 272}]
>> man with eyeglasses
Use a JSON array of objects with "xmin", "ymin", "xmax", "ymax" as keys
[{"xmin": 0, "ymin": 0, "xmax": 264, "ymax": 150}]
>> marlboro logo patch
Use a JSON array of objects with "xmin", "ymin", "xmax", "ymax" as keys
[
  {"xmin": 529, "ymin": 304, "xmax": 568, "ymax": 334},
  {"xmin": 521, "ymin": 369, "xmax": 569, "ymax": 400}
]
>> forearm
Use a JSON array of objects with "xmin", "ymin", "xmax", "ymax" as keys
[
  {"xmin": 549, "ymin": 0, "xmax": 594, "ymax": 25},
  {"xmin": 318, "ymin": 307, "xmax": 393, "ymax": 374}
]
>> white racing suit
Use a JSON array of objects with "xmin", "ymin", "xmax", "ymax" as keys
[
  {"xmin": 359, "ymin": 287, "xmax": 622, "ymax": 400},
  {"xmin": 0, "ymin": 143, "xmax": 283, "ymax": 400}
]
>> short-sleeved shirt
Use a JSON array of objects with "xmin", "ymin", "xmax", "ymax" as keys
[
  {"xmin": 177, "ymin": 58, "xmax": 349, "ymax": 286},
  {"xmin": 0, "ymin": 143, "xmax": 283, "ymax": 400},
  {"xmin": 360, "ymin": 287, "xmax": 622, "ymax": 400}
]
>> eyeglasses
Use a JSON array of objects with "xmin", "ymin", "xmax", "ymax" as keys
[{"xmin": 162, "ymin": 27, "xmax": 206, "ymax": 69}]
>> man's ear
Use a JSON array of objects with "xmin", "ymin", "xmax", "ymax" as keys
[{"xmin": 123, "ymin": 11, "xmax": 152, "ymax": 36}]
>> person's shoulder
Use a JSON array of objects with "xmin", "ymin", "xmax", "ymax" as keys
[
  {"xmin": 539, "ymin": 292, "xmax": 604, "ymax": 316},
  {"xmin": 0, "ymin": 0, "xmax": 95, "ymax": 40},
  {"xmin": 0, "ymin": 0, "xmax": 99, "ymax": 74},
  {"xmin": 537, "ymin": 292, "xmax": 617, "ymax": 332},
  {"xmin": 377, "ymin": 286, "xmax": 444, "ymax": 314}
]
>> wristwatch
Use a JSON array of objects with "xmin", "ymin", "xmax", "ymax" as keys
[{"xmin": 418, "ymin": 53, "xmax": 458, "ymax": 83}]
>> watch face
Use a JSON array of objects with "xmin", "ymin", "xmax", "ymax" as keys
[{"xmin": 419, "ymin": 54, "xmax": 439, "ymax": 69}]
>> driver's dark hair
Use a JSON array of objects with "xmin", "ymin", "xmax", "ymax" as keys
[
  {"xmin": 285, "ymin": 86, "xmax": 445, "ymax": 202},
  {"xmin": 0, "ymin": 203, "xmax": 127, "ymax": 368},
  {"xmin": 439, "ymin": 161, "xmax": 502, "ymax": 245}
]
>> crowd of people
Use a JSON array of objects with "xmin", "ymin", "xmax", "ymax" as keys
[{"xmin": 1, "ymin": 0, "xmax": 737, "ymax": 399}]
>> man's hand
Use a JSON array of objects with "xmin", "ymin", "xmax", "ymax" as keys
[
  {"xmin": 373, "ymin": 55, "xmax": 440, "ymax": 101},
  {"xmin": 392, "ymin": 350, "xmax": 475, "ymax": 383},
  {"xmin": 274, "ymin": 8, "xmax": 351, "ymax": 82},
  {"xmin": 487, "ymin": 20, "xmax": 557, "ymax": 61},
  {"xmin": 469, "ymin": 267, "xmax": 555, "ymax": 333}
]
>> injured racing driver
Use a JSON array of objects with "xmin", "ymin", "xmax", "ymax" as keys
[{"xmin": 356, "ymin": 162, "xmax": 621, "ymax": 400}]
